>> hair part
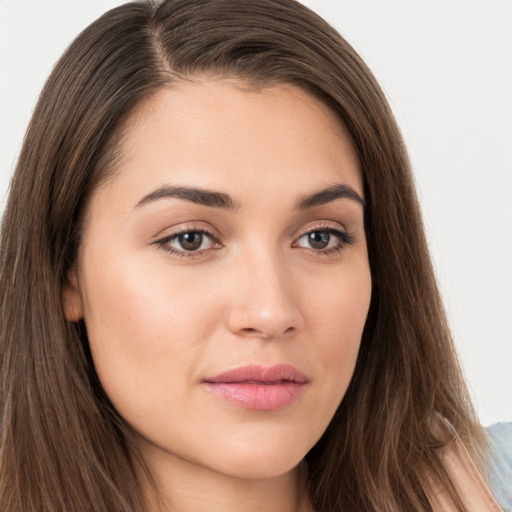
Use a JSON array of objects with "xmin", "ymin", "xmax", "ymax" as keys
[{"xmin": 1, "ymin": 1, "xmax": 486, "ymax": 510}]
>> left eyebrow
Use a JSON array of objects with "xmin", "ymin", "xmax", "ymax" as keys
[{"xmin": 295, "ymin": 183, "xmax": 365, "ymax": 210}]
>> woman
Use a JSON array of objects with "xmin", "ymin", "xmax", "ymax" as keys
[{"xmin": 0, "ymin": 0, "xmax": 509, "ymax": 510}]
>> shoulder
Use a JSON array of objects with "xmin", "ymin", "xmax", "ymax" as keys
[{"xmin": 486, "ymin": 422, "xmax": 512, "ymax": 511}]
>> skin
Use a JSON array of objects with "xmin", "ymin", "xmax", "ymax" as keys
[{"xmin": 64, "ymin": 80, "xmax": 372, "ymax": 512}]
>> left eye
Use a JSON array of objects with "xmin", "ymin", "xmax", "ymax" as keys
[{"xmin": 295, "ymin": 229, "xmax": 346, "ymax": 250}]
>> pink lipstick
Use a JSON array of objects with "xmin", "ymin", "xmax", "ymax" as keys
[{"xmin": 202, "ymin": 364, "xmax": 308, "ymax": 411}]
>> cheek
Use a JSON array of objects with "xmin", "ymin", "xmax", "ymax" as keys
[
  {"xmin": 78, "ymin": 250, "xmax": 220, "ymax": 410},
  {"xmin": 305, "ymin": 264, "xmax": 371, "ymax": 407},
  {"xmin": 309, "ymin": 259, "xmax": 370, "ymax": 342}
]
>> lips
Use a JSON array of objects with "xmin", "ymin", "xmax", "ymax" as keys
[{"xmin": 202, "ymin": 364, "xmax": 308, "ymax": 411}]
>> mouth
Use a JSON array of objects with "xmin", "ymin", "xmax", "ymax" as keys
[{"xmin": 202, "ymin": 364, "xmax": 308, "ymax": 411}]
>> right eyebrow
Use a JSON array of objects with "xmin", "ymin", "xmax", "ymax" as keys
[{"xmin": 134, "ymin": 185, "xmax": 239, "ymax": 210}]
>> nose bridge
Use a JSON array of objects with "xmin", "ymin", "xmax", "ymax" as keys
[{"xmin": 227, "ymin": 243, "xmax": 303, "ymax": 339}]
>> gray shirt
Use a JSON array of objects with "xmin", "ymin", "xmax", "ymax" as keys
[{"xmin": 487, "ymin": 422, "xmax": 512, "ymax": 511}]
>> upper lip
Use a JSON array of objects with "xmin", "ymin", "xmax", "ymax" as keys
[{"xmin": 203, "ymin": 364, "xmax": 308, "ymax": 384}]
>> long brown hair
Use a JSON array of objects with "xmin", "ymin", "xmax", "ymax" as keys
[{"xmin": 0, "ymin": 1, "xmax": 486, "ymax": 510}]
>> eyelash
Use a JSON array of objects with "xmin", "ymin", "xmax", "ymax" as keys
[{"xmin": 153, "ymin": 224, "xmax": 355, "ymax": 259}]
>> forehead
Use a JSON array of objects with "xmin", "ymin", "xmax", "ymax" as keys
[{"xmin": 97, "ymin": 79, "xmax": 363, "ymax": 207}]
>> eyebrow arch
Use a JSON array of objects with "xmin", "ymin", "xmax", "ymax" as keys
[
  {"xmin": 135, "ymin": 185, "xmax": 239, "ymax": 210},
  {"xmin": 296, "ymin": 183, "xmax": 365, "ymax": 210}
]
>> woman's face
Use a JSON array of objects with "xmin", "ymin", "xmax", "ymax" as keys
[{"xmin": 64, "ymin": 80, "xmax": 371, "ymax": 481}]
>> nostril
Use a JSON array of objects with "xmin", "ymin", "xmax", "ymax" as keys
[
  {"xmin": 238, "ymin": 326, "xmax": 296, "ymax": 339},
  {"xmin": 239, "ymin": 327, "xmax": 276, "ymax": 339},
  {"xmin": 240, "ymin": 328, "xmax": 258, "ymax": 336}
]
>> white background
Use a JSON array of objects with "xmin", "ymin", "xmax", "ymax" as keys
[{"xmin": 0, "ymin": 1, "xmax": 511, "ymax": 425}]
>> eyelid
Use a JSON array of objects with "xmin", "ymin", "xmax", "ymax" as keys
[
  {"xmin": 151, "ymin": 221, "xmax": 220, "ymax": 242},
  {"xmin": 293, "ymin": 220, "xmax": 348, "ymax": 239}
]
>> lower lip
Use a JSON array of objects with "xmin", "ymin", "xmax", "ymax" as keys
[{"xmin": 203, "ymin": 381, "xmax": 305, "ymax": 411}]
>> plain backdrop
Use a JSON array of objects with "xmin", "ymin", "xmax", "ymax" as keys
[{"xmin": 0, "ymin": 0, "xmax": 511, "ymax": 425}]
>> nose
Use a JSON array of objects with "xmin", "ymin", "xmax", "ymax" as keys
[{"xmin": 226, "ymin": 250, "xmax": 304, "ymax": 340}]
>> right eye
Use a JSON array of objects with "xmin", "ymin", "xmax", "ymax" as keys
[{"xmin": 155, "ymin": 229, "xmax": 221, "ymax": 257}]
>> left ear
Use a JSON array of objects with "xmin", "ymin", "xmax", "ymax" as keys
[{"xmin": 62, "ymin": 267, "xmax": 84, "ymax": 322}]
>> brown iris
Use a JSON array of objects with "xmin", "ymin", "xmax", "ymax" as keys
[
  {"xmin": 308, "ymin": 231, "xmax": 330, "ymax": 250},
  {"xmin": 178, "ymin": 232, "xmax": 203, "ymax": 251}
]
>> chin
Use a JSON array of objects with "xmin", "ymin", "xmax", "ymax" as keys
[{"xmin": 209, "ymin": 437, "xmax": 310, "ymax": 480}]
